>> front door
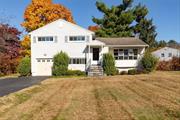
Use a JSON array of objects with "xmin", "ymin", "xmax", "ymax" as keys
[{"xmin": 92, "ymin": 48, "xmax": 99, "ymax": 65}]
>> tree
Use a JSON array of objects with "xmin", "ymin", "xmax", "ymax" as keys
[
  {"xmin": 22, "ymin": 0, "xmax": 75, "ymax": 32},
  {"xmin": 20, "ymin": 35, "xmax": 31, "ymax": 57},
  {"xmin": 158, "ymin": 40, "xmax": 167, "ymax": 47},
  {"xmin": 133, "ymin": 4, "xmax": 157, "ymax": 47},
  {"xmin": 0, "ymin": 24, "xmax": 21, "ymax": 75},
  {"xmin": 92, "ymin": 0, "xmax": 157, "ymax": 48},
  {"xmin": 167, "ymin": 40, "xmax": 179, "ymax": 48},
  {"xmin": 88, "ymin": 25, "xmax": 100, "ymax": 32},
  {"xmin": 92, "ymin": 0, "xmax": 135, "ymax": 37}
]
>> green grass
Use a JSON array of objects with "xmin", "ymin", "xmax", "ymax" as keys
[
  {"xmin": 133, "ymin": 107, "xmax": 165, "ymax": 120},
  {"xmin": 14, "ymin": 86, "xmax": 43, "ymax": 104},
  {"xmin": 53, "ymin": 98, "xmax": 80, "ymax": 120},
  {"xmin": 14, "ymin": 93, "xmax": 31, "ymax": 104}
]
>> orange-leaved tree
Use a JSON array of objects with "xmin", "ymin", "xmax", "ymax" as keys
[
  {"xmin": 20, "ymin": 35, "xmax": 31, "ymax": 57},
  {"xmin": 22, "ymin": 0, "xmax": 75, "ymax": 32},
  {"xmin": 20, "ymin": 0, "xmax": 75, "ymax": 57},
  {"xmin": 88, "ymin": 25, "xmax": 100, "ymax": 32}
]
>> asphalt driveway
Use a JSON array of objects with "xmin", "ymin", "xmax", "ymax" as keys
[{"xmin": 0, "ymin": 76, "xmax": 48, "ymax": 97}]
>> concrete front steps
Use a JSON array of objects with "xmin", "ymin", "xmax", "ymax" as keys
[{"xmin": 88, "ymin": 65, "xmax": 104, "ymax": 76}]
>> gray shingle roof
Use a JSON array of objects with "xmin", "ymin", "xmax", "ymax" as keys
[{"xmin": 96, "ymin": 37, "xmax": 149, "ymax": 46}]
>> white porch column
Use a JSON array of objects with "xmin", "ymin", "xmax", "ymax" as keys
[
  {"xmin": 88, "ymin": 45, "xmax": 90, "ymax": 64},
  {"xmin": 101, "ymin": 45, "xmax": 103, "ymax": 66}
]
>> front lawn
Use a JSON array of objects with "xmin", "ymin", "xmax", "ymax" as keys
[{"xmin": 0, "ymin": 71, "xmax": 180, "ymax": 120}]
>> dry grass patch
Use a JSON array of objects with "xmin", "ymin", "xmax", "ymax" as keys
[{"xmin": 0, "ymin": 71, "xmax": 180, "ymax": 120}]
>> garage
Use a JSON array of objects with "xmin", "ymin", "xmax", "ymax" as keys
[{"xmin": 36, "ymin": 58, "xmax": 53, "ymax": 76}]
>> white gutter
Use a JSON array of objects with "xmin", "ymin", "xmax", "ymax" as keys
[{"xmin": 106, "ymin": 45, "xmax": 149, "ymax": 47}]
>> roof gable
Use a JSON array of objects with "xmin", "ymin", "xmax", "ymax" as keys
[
  {"xmin": 29, "ymin": 19, "xmax": 94, "ymax": 35},
  {"xmin": 152, "ymin": 47, "xmax": 180, "ymax": 53}
]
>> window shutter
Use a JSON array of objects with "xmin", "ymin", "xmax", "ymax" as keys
[
  {"xmin": 86, "ymin": 36, "xmax": 90, "ymax": 42},
  {"xmin": 65, "ymin": 36, "xmax": 68, "ymax": 43},
  {"xmin": 54, "ymin": 36, "xmax": 58, "ymax": 43},
  {"xmin": 33, "ymin": 36, "xmax": 36, "ymax": 43}
]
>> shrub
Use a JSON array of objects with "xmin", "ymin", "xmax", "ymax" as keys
[
  {"xmin": 157, "ymin": 57, "xmax": 180, "ymax": 71},
  {"xmin": 156, "ymin": 61, "xmax": 171, "ymax": 71},
  {"xmin": 102, "ymin": 53, "xmax": 117, "ymax": 76},
  {"xmin": 128, "ymin": 69, "xmax": 137, "ymax": 75},
  {"xmin": 171, "ymin": 57, "xmax": 180, "ymax": 70},
  {"xmin": 141, "ymin": 52, "xmax": 158, "ymax": 73},
  {"xmin": 17, "ymin": 57, "xmax": 31, "ymax": 76},
  {"xmin": 52, "ymin": 51, "xmax": 69, "ymax": 76},
  {"xmin": 66, "ymin": 70, "xmax": 86, "ymax": 76}
]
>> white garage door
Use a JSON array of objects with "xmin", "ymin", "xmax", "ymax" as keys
[{"xmin": 36, "ymin": 59, "xmax": 53, "ymax": 76}]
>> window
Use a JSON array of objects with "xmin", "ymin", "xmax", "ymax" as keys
[
  {"xmin": 38, "ymin": 37, "xmax": 54, "ymax": 42},
  {"xmin": 133, "ymin": 49, "xmax": 138, "ymax": 60},
  {"xmin": 161, "ymin": 53, "xmax": 165, "ymax": 57},
  {"xmin": 69, "ymin": 58, "xmax": 86, "ymax": 64},
  {"xmin": 168, "ymin": 53, "xmax": 172, "ymax": 57},
  {"xmin": 114, "ymin": 49, "xmax": 138, "ymax": 60},
  {"xmin": 69, "ymin": 36, "xmax": 85, "ymax": 41},
  {"xmin": 37, "ymin": 58, "xmax": 53, "ymax": 62},
  {"xmin": 128, "ymin": 49, "xmax": 133, "ymax": 60},
  {"xmin": 124, "ymin": 49, "xmax": 128, "ymax": 60}
]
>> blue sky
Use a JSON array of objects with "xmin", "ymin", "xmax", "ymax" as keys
[{"xmin": 0, "ymin": 0, "xmax": 179, "ymax": 42}]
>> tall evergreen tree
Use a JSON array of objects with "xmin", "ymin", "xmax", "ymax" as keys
[
  {"xmin": 133, "ymin": 4, "xmax": 157, "ymax": 47},
  {"xmin": 92, "ymin": 0, "xmax": 157, "ymax": 48},
  {"xmin": 93, "ymin": 0, "xmax": 135, "ymax": 37}
]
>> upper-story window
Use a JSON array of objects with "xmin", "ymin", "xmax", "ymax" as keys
[
  {"xmin": 38, "ymin": 37, "xmax": 54, "ymax": 42},
  {"xmin": 69, "ymin": 36, "xmax": 85, "ymax": 42}
]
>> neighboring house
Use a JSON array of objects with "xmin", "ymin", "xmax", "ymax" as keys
[
  {"xmin": 29, "ymin": 19, "xmax": 148, "ymax": 76},
  {"xmin": 152, "ymin": 47, "xmax": 180, "ymax": 61}
]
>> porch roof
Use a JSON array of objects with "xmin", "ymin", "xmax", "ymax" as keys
[
  {"xmin": 96, "ymin": 37, "xmax": 149, "ymax": 47},
  {"xmin": 87, "ymin": 40, "xmax": 105, "ymax": 46}
]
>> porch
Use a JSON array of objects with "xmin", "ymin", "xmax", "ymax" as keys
[{"xmin": 86, "ymin": 40, "xmax": 105, "ymax": 76}]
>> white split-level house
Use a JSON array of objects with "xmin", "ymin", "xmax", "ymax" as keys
[{"xmin": 29, "ymin": 19, "xmax": 148, "ymax": 76}]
